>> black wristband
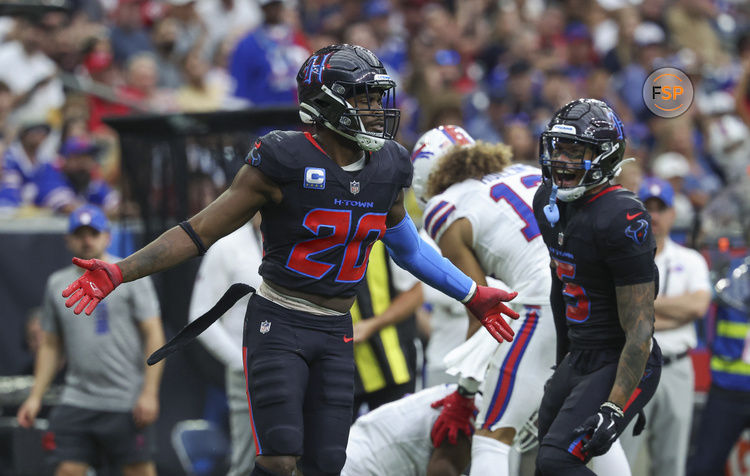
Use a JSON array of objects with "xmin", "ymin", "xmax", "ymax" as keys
[{"xmin": 179, "ymin": 221, "xmax": 208, "ymax": 256}]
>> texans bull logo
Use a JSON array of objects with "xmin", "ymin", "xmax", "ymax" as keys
[
  {"xmin": 247, "ymin": 140, "xmax": 262, "ymax": 166},
  {"xmin": 625, "ymin": 219, "xmax": 649, "ymax": 245}
]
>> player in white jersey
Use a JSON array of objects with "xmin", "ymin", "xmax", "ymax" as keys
[
  {"xmin": 342, "ymin": 383, "xmax": 475, "ymax": 476},
  {"xmin": 342, "ymin": 339, "xmax": 631, "ymax": 476},
  {"xmin": 412, "ymin": 126, "xmax": 556, "ymax": 476},
  {"xmin": 419, "ymin": 229, "xmax": 510, "ymax": 387}
]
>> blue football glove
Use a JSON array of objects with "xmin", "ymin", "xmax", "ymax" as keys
[{"xmin": 574, "ymin": 401, "xmax": 624, "ymax": 458}]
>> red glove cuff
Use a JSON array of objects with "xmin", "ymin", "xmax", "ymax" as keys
[{"xmin": 465, "ymin": 285, "xmax": 518, "ymax": 317}]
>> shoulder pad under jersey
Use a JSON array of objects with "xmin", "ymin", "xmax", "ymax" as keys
[
  {"xmin": 245, "ymin": 130, "xmax": 305, "ymax": 184},
  {"xmin": 378, "ymin": 140, "xmax": 413, "ymax": 189}
]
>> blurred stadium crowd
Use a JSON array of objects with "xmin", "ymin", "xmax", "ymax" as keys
[
  {"xmin": 0, "ymin": 0, "xmax": 749, "ymax": 243},
  {"xmin": 2, "ymin": 0, "xmax": 750, "ymax": 474}
]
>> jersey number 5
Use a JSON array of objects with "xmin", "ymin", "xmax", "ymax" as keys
[
  {"xmin": 489, "ymin": 175, "xmax": 541, "ymax": 241},
  {"xmin": 553, "ymin": 259, "xmax": 590, "ymax": 322},
  {"xmin": 287, "ymin": 209, "xmax": 387, "ymax": 283}
]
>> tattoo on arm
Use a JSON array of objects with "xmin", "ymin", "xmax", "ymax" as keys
[
  {"xmin": 118, "ymin": 227, "xmax": 198, "ymax": 282},
  {"xmin": 609, "ymin": 281, "xmax": 655, "ymax": 407},
  {"xmin": 119, "ymin": 165, "xmax": 274, "ymax": 282}
]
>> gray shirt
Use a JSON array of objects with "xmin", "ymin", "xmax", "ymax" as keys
[{"xmin": 41, "ymin": 260, "xmax": 160, "ymax": 411}]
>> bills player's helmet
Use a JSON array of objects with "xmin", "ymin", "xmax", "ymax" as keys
[
  {"xmin": 297, "ymin": 44, "xmax": 400, "ymax": 152},
  {"xmin": 411, "ymin": 125, "xmax": 475, "ymax": 209},
  {"xmin": 539, "ymin": 98, "xmax": 627, "ymax": 202},
  {"xmin": 512, "ymin": 410, "xmax": 540, "ymax": 453}
]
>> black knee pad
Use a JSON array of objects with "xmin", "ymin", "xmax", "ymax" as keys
[
  {"xmin": 536, "ymin": 445, "xmax": 587, "ymax": 476},
  {"xmin": 259, "ymin": 425, "xmax": 302, "ymax": 456},
  {"xmin": 248, "ymin": 356, "xmax": 305, "ymax": 455}
]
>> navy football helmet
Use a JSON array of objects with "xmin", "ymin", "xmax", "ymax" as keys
[
  {"xmin": 297, "ymin": 44, "xmax": 400, "ymax": 152},
  {"xmin": 539, "ymin": 98, "xmax": 627, "ymax": 202}
]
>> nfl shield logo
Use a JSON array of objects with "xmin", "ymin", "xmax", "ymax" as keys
[
  {"xmin": 558, "ymin": 232, "xmax": 565, "ymax": 246},
  {"xmin": 350, "ymin": 180, "xmax": 360, "ymax": 195},
  {"xmin": 259, "ymin": 320, "xmax": 271, "ymax": 334}
]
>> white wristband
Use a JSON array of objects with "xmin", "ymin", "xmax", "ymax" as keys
[
  {"xmin": 460, "ymin": 282, "xmax": 478, "ymax": 304},
  {"xmin": 601, "ymin": 401, "xmax": 624, "ymax": 418}
]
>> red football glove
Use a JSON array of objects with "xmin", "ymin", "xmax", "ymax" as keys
[
  {"xmin": 465, "ymin": 285, "xmax": 520, "ymax": 343},
  {"xmin": 62, "ymin": 258, "xmax": 123, "ymax": 315},
  {"xmin": 430, "ymin": 390, "xmax": 477, "ymax": 448}
]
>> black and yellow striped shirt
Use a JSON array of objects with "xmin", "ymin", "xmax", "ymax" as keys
[{"xmin": 352, "ymin": 241, "xmax": 417, "ymax": 396}]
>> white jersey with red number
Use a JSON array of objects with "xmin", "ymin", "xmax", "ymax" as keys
[{"xmin": 422, "ymin": 163, "xmax": 550, "ymax": 305}]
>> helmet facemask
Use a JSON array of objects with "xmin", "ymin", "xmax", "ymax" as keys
[
  {"xmin": 513, "ymin": 410, "xmax": 540, "ymax": 453},
  {"xmin": 300, "ymin": 76, "xmax": 400, "ymax": 152},
  {"xmin": 540, "ymin": 135, "xmax": 621, "ymax": 202}
]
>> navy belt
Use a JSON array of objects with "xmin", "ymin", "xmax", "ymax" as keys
[{"xmin": 662, "ymin": 350, "xmax": 689, "ymax": 366}]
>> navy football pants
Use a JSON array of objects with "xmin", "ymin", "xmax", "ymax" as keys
[
  {"xmin": 536, "ymin": 342, "xmax": 662, "ymax": 475},
  {"xmin": 243, "ymin": 294, "xmax": 354, "ymax": 476}
]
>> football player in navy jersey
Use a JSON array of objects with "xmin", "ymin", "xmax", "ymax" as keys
[
  {"xmin": 60, "ymin": 44, "xmax": 520, "ymax": 476},
  {"xmin": 531, "ymin": 99, "xmax": 663, "ymax": 475}
]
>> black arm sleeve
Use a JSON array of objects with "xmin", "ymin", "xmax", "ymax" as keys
[{"xmin": 550, "ymin": 266, "xmax": 569, "ymax": 365}]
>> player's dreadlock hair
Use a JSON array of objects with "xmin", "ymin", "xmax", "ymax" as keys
[{"xmin": 426, "ymin": 141, "xmax": 514, "ymax": 198}]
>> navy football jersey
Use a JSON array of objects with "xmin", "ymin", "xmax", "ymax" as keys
[
  {"xmin": 533, "ymin": 182, "xmax": 656, "ymax": 350},
  {"xmin": 245, "ymin": 130, "xmax": 413, "ymax": 298}
]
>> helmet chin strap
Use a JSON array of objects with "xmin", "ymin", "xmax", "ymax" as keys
[
  {"xmin": 325, "ymin": 121, "xmax": 385, "ymax": 152},
  {"xmin": 352, "ymin": 109, "xmax": 387, "ymax": 151},
  {"xmin": 354, "ymin": 132, "xmax": 386, "ymax": 152},
  {"xmin": 556, "ymin": 185, "xmax": 586, "ymax": 202},
  {"xmin": 556, "ymin": 177, "xmax": 609, "ymax": 202},
  {"xmin": 301, "ymin": 102, "xmax": 386, "ymax": 152}
]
